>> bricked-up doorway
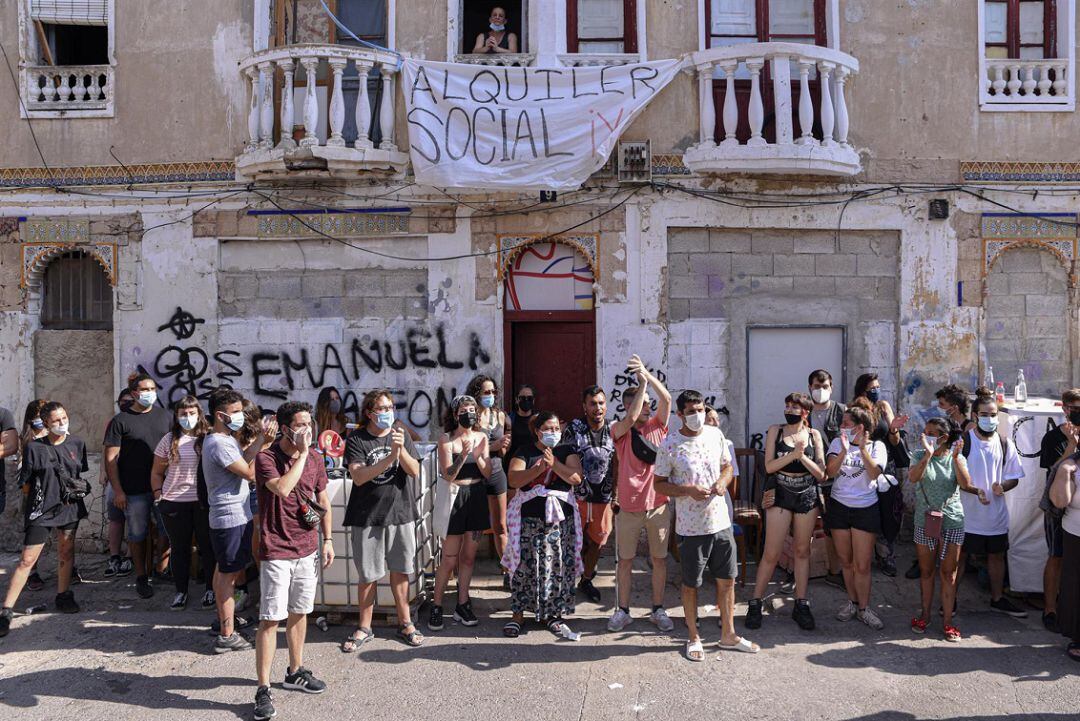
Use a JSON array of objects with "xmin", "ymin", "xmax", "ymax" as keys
[{"xmin": 502, "ymin": 240, "xmax": 597, "ymax": 425}]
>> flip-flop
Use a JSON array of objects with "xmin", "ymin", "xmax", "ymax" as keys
[
  {"xmin": 341, "ymin": 627, "xmax": 373, "ymax": 653},
  {"xmin": 718, "ymin": 637, "xmax": 760, "ymax": 654},
  {"xmin": 685, "ymin": 639, "xmax": 705, "ymax": 662}
]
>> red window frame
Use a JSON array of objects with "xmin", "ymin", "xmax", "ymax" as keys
[
  {"xmin": 984, "ymin": 0, "xmax": 1057, "ymax": 59},
  {"xmin": 704, "ymin": 0, "xmax": 827, "ymax": 48},
  {"xmin": 566, "ymin": 0, "xmax": 638, "ymax": 54}
]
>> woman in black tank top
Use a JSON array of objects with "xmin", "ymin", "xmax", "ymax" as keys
[
  {"xmin": 472, "ymin": 6, "xmax": 519, "ymax": 54},
  {"xmin": 745, "ymin": 392, "xmax": 827, "ymax": 633},
  {"xmin": 467, "ymin": 374, "xmax": 510, "ymax": 583}
]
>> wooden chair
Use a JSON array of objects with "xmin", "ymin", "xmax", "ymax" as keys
[{"xmin": 731, "ymin": 448, "xmax": 766, "ymax": 585}]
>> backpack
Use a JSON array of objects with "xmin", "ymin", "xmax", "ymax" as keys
[{"xmin": 961, "ymin": 429, "xmax": 1008, "ymax": 469}]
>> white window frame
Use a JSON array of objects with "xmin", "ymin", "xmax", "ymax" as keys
[
  {"xmin": 697, "ymin": 0, "xmax": 841, "ymax": 51},
  {"xmin": 17, "ymin": 0, "xmax": 117, "ymax": 119},
  {"xmin": 977, "ymin": 0, "xmax": 1075, "ymax": 111},
  {"xmin": 561, "ymin": 0, "xmax": 648, "ymax": 64}
]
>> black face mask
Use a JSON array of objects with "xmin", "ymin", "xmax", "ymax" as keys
[
  {"xmin": 1069, "ymin": 410, "xmax": 1080, "ymax": 426},
  {"xmin": 457, "ymin": 411, "xmax": 477, "ymax": 429},
  {"xmin": 784, "ymin": 413, "xmax": 802, "ymax": 425},
  {"xmin": 518, "ymin": 397, "xmax": 534, "ymax": 412}
]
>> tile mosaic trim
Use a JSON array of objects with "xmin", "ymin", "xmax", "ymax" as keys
[
  {"xmin": 255, "ymin": 212, "xmax": 411, "ymax": 238},
  {"xmin": 22, "ymin": 218, "xmax": 90, "ymax": 243},
  {"xmin": 651, "ymin": 153, "xmax": 691, "ymax": 176},
  {"xmin": 21, "ymin": 241, "xmax": 117, "ymax": 288},
  {"xmin": 981, "ymin": 213, "xmax": 1077, "ymax": 240},
  {"xmin": 0, "ymin": 161, "xmax": 235, "ymax": 188},
  {"xmin": 962, "ymin": 161, "xmax": 1080, "ymax": 183},
  {"xmin": 497, "ymin": 233, "xmax": 599, "ymax": 281}
]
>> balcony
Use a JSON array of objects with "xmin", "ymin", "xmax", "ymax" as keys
[
  {"xmin": 236, "ymin": 44, "xmax": 407, "ymax": 181},
  {"xmin": 452, "ymin": 53, "xmax": 536, "ymax": 67},
  {"xmin": 22, "ymin": 65, "xmax": 113, "ymax": 117},
  {"xmin": 683, "ymin": 43, "xmax": 860, "ymax": 177},
  {"xmin": 981, "ymin": 58, "xmax": 1072, "ymax": 109}
]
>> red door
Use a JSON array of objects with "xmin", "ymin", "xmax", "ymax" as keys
[{"xmin": 504, "ymin": 311, "xmax": 596, "ymax": 427}]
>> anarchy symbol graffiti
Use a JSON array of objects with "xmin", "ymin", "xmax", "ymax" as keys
[
  {"xmin": 157, "ymin": 306, "xmax": 205, "ymax": 340},
  {"xmin": 1010, "ymin": 416, "xmax": 1043, "ymax": 459}
]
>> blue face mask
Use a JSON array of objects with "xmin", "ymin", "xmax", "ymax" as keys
[
  {"xmin": 480, "ymin": 395, "xmax": 495, "ymax": 408},
  {"xmin": 540, "ymin": 431, "xmax": 560, "ymax": 448},
  {"xmin": 220, "ymin": 411, "xmax": 245, "ymax": 432},
  {"xmin": 865, "ymin": 388, "xmax": 881, "ymax": 403},
  {"xmin": 138, "ymin": 390, "xmax": 157, "ymax": 408},
  {"xmin": 375, "ymin": 411, "xmax": 394, "ymax": 430},
  {"xmin": 977, "ymin": 416, "xmax": 998, "ymax": 434},
  {"xmin": 31, "ymin": 418, "xmax": 45, "ymax": 430}
]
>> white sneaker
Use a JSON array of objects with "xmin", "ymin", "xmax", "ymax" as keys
[
  {"xmin": 857, "ymin": 607, "xmax": 884, "ymax": 630},
  {"xmin": 607, "ymin": 608, "xmax": 633, "ymax": 632},
  {"xmin": 836, "ymin": 600, "xmax": 858, "ymax": 622},
  {"xmin": 649, "ymin": 607, "xmax": 675, "ymax": 632},
  {"xmin": 234, "ymin": 589, "xmax": 249, "ymax": 613}
]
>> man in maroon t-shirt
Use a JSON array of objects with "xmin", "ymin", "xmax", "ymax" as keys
[{"xmin": 252, "ymin": 401, "xmax": 333, "ymax": 720}]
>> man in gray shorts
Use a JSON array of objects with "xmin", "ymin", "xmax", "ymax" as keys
[
  {"xmin": 655, "ymin": 390, "xmax": 759, "ymax": 662},
  {"xmin": 342, "ymin": 388, "xmax": 424, "ymax": 650}
]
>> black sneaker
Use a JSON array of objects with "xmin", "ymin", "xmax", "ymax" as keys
[
  {"xmin": 283, "ymin": 666, "xmax": 327, "ymax": 694},
  {"xmin": 792, "ymin": 599, "xmax": 816, "ymax": 631},
  {"xmin": 26, "ymin": 571, "xmax": 44, "ymax": 591},
  {"xmin": 428, "ymin": 604, "xmax": 444, "ymax": 631},
  {"xmin": 200, "ymin": 589, "xmax": 216, "ymax": 609},
  {"xmin": 170, "ymin": 592, "xmax": 188, "ymax": 611},
  {"xmin": 779, "ymin": 571, "xmax": 796, "ymax": 595},
  {"xmin": 744, "ymin": 598, "xmax": 763, "ymax": 629},
  {"xmin": 453, "ymin": 601, "xmax": 479, "ymax": 627},
  {"xmin": 118, "ymin": 557, "xmax": 134, "ymax": 577},
  {"xmin": 104, "ymin": 555, "xmax": 122, "ymax": 578},
  {"xmin": 1043, "ymin": 612, "xmax": 1060, "ymax": 633},
  {"xmin": 0, "ymin": 607, "xmax": 13, "ymax": 637},
  {"xmin": 578, "ymin": 577, "xmax": 602, "ymax": 603},
  {"xmin": 253, "ymin": 685, "xmax": 276, "ymax": 720},
  {"xmin": 71, "ymin": 566, "xmax": 83, "ymax": 585},
  {"xmin": 136, "ymin": 576, "xmax": 154, "ymax": 599},
  {"xmin": 823, "ymin": 573, "xmax": 845, "ymax": 589},
  {"xmin": 990, "ymin": 597, "xmax": 1028, "ymax": 618},
  {"xmin": 905, "ymin": 559, "xmax": 921, "ymax": 580},
  {"xmin": 877, "ymin": 556, "xmax": 897, "ymax": 577},
  {"xmin": 55, "ymin": 590, "xmax": 80, "ymax": 614}
]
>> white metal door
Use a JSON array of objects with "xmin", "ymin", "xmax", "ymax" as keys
[{"xmin": 746, "ymin": 326, "xmax": 844, "ymax": 446}]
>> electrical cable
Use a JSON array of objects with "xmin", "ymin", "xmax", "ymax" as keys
[{"xmin": 0, "ymin": 37, "xmax": 52, "ymax": 179}]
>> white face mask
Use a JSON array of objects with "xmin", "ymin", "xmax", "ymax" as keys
[
  {"xmin": 490, "ymin": 22, "xmax": 505, "ymax": 31},
  {"xmin": 178, "ymin": 414, "xmax": 198, "ymax": 431},
  {"xmin": 977, "ymin": 416, "xmax": 998, "ymax": 434},
  {"xmin": 51, "ymin": 423, "xmax": 69, "ymax": 436},
  {"xmin": 540, "ymin": 431, "xmax": 560, "ymax": 448},
  {"xmin": 811, "ymin": 388, "xmax": 831, "ymax": 404},
  {"xmin": 683, "ymin": 412, "xmax": 705, "ymax": 432},
  {"xmin": 841, "ymin": 428, "xmax": 853, "ymax": 443},
  {"xmin": 138, "ymin": 390, "xmax": 157, "ymax": 408}
]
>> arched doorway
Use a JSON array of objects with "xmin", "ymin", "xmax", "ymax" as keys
[{"xmin": 500, "ymin": 236, "xmax": 597, "ymax": 425}]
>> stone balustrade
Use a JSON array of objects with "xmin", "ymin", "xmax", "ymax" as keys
[
  {"xmin": 684, "ymin": 42, "xmax": 860, "ymax": 176},
  {"xmin": 983, "ymin": 58, "xmax": 1070, "ymax": 104},
  {"xmin": 24, "ymin": 65, "xmax": 112, "ymax": 114},
  {"xmin": 452, "ymin": 53, "xmax": 536, "ymax": 67},
  {"xmin": 557, "ymin": 53, "xmax": 640, "ymax": 67}
]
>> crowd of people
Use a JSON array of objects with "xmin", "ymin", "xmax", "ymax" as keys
[{"xmin": 1, "ymin": 361, "xmax": 1079, "ymax": 719}]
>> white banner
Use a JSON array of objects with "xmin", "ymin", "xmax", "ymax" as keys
[{"xmin": 401, "ymin": 58, "xmax": 682, "ymax": 190}]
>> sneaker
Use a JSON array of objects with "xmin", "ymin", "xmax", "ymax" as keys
[
  {"xmin": 453, "ymin": 601, "xmax": 479, "ymax": 627},
  {"xmin": 649, "ymin": 607, "xmax": 675, "ymax": 633},
  {"xmin": 283, "ymin": 666, "xmax": 327, "ymax": 694},
  {"xmin": 201, "ymin": 589, "xmax": 216, "ymax": 609},
  {"xmin": 904, "ymin": 559, "xmax": 921, "ymax": 580},
  {"xmin": 578, "ymin": 577, "xmax": 602, "ymax": 603},
  {"xmin": 104, "ymin": 555, "xmax": 122, "ymax": 578},
  {"xmin": 823, "ymin": 573, "xmax": 845, "ymax": 589},
  {"xmin": 136, "ymin": 576, "xmax": 154, "ymax": 599},
  {"xmin": 836, "ymin": 600, "xmax": 858, "ymax": 622},
  {"xmin": 744, "ymin": 599, "xmax": 763, "ymax": 630},
  {"xmin": 857, "ymin": 607, "xmax": 884, "ymax": 630},
  {"xmin": 0, "ymin": 608, "xmax": 12, "ymax": 637},
  {"xmin": 118, "ymin": 557, "xmax": 134, "ymax": 577},
  {"xmin": 779, "ymin": 571, "xmax": 796, "ymax": 595},
  {"xmin": 878, "ymin": 557, "xmax": 897, "ymax": 578},
  {"xmin": 213, "ymin": 632, "xmax": 253, "ymax": 654},
  {"xmin": 607, "ymin": 608, "xmax": 633, "ymax": 632},
  {"xmin": 209, "ymin": 616, "xmax": 253, "ymax": 635},
  {"xmin": 170, "ymin": 592, "xmax": 188, "ymax": 611},
  {"xmin": 990, "ymin": 597, "xmax": 1028, "ymax": 618},
  {"xmin": 26, "ymin": 571, "xmax": 44, "ymax": 591},
  {"xmin": 428, "ymin": 604, "xmax": 444, "ymax": 631},
  {"xmin": 1043, "ymin": 612, "xmax": 1060, "ymax": 633},
  {"xmin": 233, "ymin": 588, "xmax": 249, "ymax": 612},
  {"xmin": 792, "ymin": 599, "xmax": 816, "ymax": 631},
  {"xmin": 55, "ymin": 591, "xmax": 80, "ymax": 614},
  {"xmin": 253, "ymin": 685, "xmax": 276, "ymax": 720}
]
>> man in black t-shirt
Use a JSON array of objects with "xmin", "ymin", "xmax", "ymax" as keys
[
  {"xmin": 103, "ymin": 373, "xmax": 172, "ymax": 599},
  {"xmin": 1038, "ymin": 388, "xmax": 1080, "ymax": 632},
  {"xmin": 342, "ymin": 388, "xmax": 423, "ymax": 649},
  {"xmin": 0, "ymin": 405, "xmax": 17, "ymax": 515}
]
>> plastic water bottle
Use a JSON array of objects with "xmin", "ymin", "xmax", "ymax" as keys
[
  {"xmin": 24, "ymin": 603, "xmax": 47, "ymax": 615},
  {"xmin": 986, "ymin": 365, "xmax": 995, "ymax": 388},
  {"xmin": 1015, "ymin": 369, "xmax": 1028, "ymax": 404},
  {"xmin": 995, "ymin": 381, "xmax": 1006, "ymax": 405}
]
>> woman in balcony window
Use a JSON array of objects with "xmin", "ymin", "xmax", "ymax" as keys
[{"xmin": 472, "ymin": 6, "xmax": 519, "ymax": 54}]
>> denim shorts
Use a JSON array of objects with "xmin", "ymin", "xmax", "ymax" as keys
[
  {"xmin": 105, "ymin": 485, "xmax": 125, "ymax": 523},
  {"xmin": 123, "ymin": 492, "xmax": 154, "ymax": 542}
]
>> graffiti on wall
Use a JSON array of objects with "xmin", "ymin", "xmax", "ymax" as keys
[{"xmin": 608, "ymin": 362, "xmax": 727, "ymax": 422}]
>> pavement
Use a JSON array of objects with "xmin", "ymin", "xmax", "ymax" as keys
[{"xmin": 0, "ymin": 547, "xmax": 1076, "ymax": 721}]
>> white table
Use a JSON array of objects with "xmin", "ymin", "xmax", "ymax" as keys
[{"xmin": 999, "ymin": 397, "xmax": 1064, "ymax": 593}]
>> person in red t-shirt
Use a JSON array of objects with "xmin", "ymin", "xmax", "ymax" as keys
[
  {"xmin": 252, "ymin": 401, "xmax": 334, "ymax": 720},
  {"xmin": 608, "ymin": 355, "xmax": 674, "ymax": 633}
]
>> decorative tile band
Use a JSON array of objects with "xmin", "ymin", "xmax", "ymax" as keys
[
  {"xmin": 981, "ymin": 213, "xmax": 1077, "ymax": 240},
  {"xmin": 23, "ymin": 218, "xmax": 90, "ymax": 243},
  {"xmin": 0, "ymin": 161, "xmax": 235, "ymax": 188},
  {"xmin": 21, "ymin": 241, "xmax": 117, "ymax": 288},
  {"xmin": 651, "ymin": 153, "xmax": 691, "ymax": 176},
  {"xmin": 255, "ymin": 213, "xmax": 411, "ymax": 237},
  {"xmin": 497, "ymin": 233, "xmax": 598, "ymax": 281},
  {"xmin": 962, "ymin": 161, "xmax": 1080, "ymax": 183}
]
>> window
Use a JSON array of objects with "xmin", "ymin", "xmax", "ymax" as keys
[
  {"xmin": 41, "ymin": 251, "xmax": 113, "ymax": 330},
  {"xmin": 707, "ymin": 0, "xmax": 825, "ymax": 48},
  {"xmin": 984, "ymin": 0, "xmax": 1055, "ymax": 59},
  {"xmin": 28, "ymin": 1, "xmax": 110, "ymax": 65},
  {"xmin": 568, "ymin": 0, "xmax": 637, "ymax": 54},
  {"xmin": 459, "ymin": 0, "xmax": 526, "ymax": 54}
]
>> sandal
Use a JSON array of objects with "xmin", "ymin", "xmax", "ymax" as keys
[
  {"xmin": 1068, "ymin": 643, "xmax": 1080, "ymax": 662},
  {"xmin": 341, "ymin": 627, "xmax": 373, "ymax": 653},
  {"xmin": 503, "ymin": 621, "xmax": 522, "ymax": 638},
  {"xmin": 911, "ymin": 617, "xmax": 928, "ymax": 634},
  {"xmin": 943, "ymin": 624, "xmax": 961, "ymax": 643},
  {"xmin": 397, "ymin": 622, "xmax": 424, "ymax": 647},
  {"xmin": 717, "ymin": 636, "xmax": 760, "ymax": 654},
  {"xmin": 685, "ymin": 639, "xmax": 705, "ymax": 662}
]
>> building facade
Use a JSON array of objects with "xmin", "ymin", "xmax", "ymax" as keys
[{"xmin": 1, "ymin": 1, "xmax": 1078, "ymax": 546}]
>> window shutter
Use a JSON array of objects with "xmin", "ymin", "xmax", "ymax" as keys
[
  {"xmin": 30, "ymin": 0, "xmax": 110, "ymax": 26},
  {"xmin": 578, "ymin": 0, "xmax": 624, "ymax": 39}
]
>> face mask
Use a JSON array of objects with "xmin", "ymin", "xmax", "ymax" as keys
[
  {"xmin": 540, "ymin": 431, "xmax": 559, "ymax": 448},
  {"xmin": 518, "ymin": 397, "xmax": 534, "ymax": 412},
  {"xmin": 457, "ymin": 410, "xmax": 477, "ymax": 429},
  {"xmin": 490, "ymin": 22, "xmax": 505, "ymax": 31},
  {"xmin": 284, "ymin": 426, "xmax": 310, "ymax": 445},
  {"xmin": 1069, "ymin": 410, "xmax": 1080, "ymax": 426},
  {"xmin": 51, "ymin": 423, "xmax": 69, "ymax": 436},
  {"xmin": 925, "ymin": 434, "xmax": 943, "ymax": 448},
  {"xmin": 841, "ymin": 428, "xmax": 853, "ymax": 443},
  {"xmin": 178, "ymin": 414, "xmax": 198, "ymax": 431},
  {"xmin": 220, "ymin": 412, "xmax": 245, "ymax": 432},
  {"xmin": 374, "ymin": 411, "xmax": 394, "ymax": 430},
  {"xmin": 683, "ymin": 412, "xmax": 704, "ymax": 432},
  {"xmin": 865, "ymin": 388, "xmax": 881, "ymax": 403},
  {"xmin": 480, "ymin": 395, "xmax": 495, "ymax": 409},
  {"xmin": 977, "ymin": 416, "xmax": 998, "ymax": 434},
  {"xmin": 811, "ymin": 388, "xmax": 831, "ymax": 404},
  {"xmin": 329, "ymin": 399, "xmax": 341, "ymax": 415},
  {"xmin": 784, "ymin": 413, "xmax": 802, "ymax": 425},
  {"xmin": 138, "ymin": 390, "xmax": 157, "ymax": 408},
  {"xmin": 31, "ymin": 418, "xmax": 44, "ymax": 430}
]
